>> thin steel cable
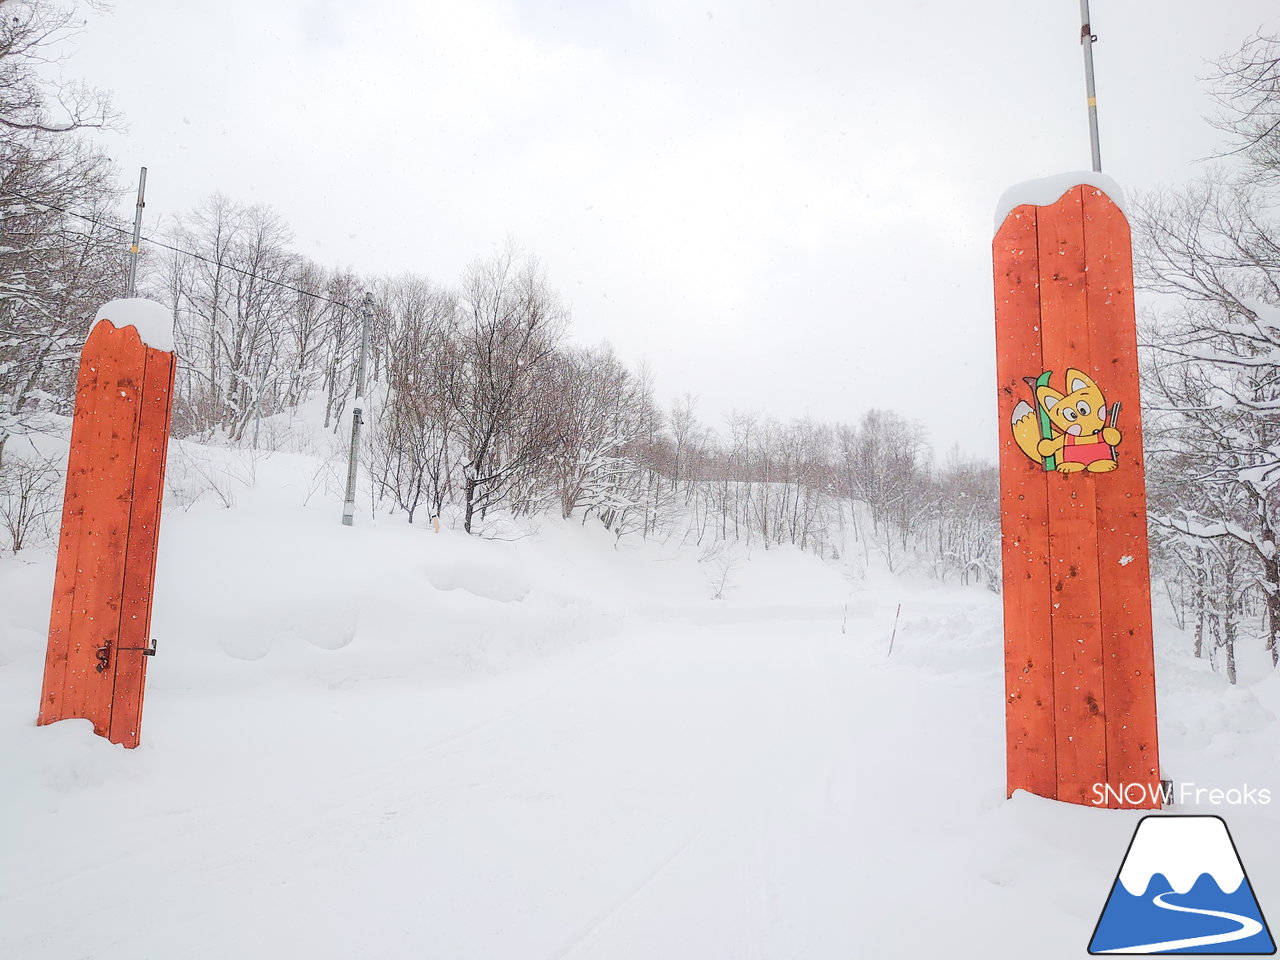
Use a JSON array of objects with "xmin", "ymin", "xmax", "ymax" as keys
[{"xmin": 0, "ymin": 187, "xmax": 358, "ymax": 313}]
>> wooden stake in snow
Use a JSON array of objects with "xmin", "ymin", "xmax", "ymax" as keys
[
  {"xmin": 887, "ymin": 604, "xmax": 901, "ymax": 657},
  {"xmin": 38, "ymin": 300, "xmax": 176, "ymax": 748}
]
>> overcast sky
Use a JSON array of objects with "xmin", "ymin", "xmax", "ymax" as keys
[{"xmin": 68, "ymin": 1, "xmax": 1280, "ymax": 459}]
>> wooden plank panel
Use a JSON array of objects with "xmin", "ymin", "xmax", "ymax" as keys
[
  {"xmin": 1035, "ymin": 186, "xmax": 1109, "ymax": 805},
  {"xmin": 50, "ymin": 322, "xmax": 147, "ymax": 735},
  {"xmin": 1081, "ymin": 187, "xmax": 1161, "ymax": 807},
  {"xmin": 39, "ymin": 337, "xmax": 104, "ymax": 724},
  {"xmin": 993, "ymin": 206, "xmax": 1057, "ymax": 799},
  {"xmin": 108, "ymin": 347, "xmax": 175, "ymax": 747}
]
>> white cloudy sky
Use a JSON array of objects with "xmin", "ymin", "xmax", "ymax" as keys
[{"xmin": 68, "ymin": 1, "xmax": 1280, "ymax": 458}]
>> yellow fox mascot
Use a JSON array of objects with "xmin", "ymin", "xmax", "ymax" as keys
[{"xmin": 1011, "ymin": 368, "xmax": 1120, "ymax": 474}]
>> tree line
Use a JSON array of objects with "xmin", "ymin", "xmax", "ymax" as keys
[
  {"xmin": 0, "ymin": 1, "xmax": 998, "ymax": 582},
  {"xmin": 1134, "ymin": 32, "xmax": 1280, "ymax": 682},
  {"xmin": 9, "ymin": 1, "xmax": 1280, "ymax": 683},
  {"xmin": 156, "ymin": 207, "xmax": 998, "ymax": 584}
]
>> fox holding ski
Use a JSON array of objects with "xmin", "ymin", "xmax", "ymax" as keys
[{"xmin": 1011, "ymin": 368, "xmax": 1121, "ymax": 474}]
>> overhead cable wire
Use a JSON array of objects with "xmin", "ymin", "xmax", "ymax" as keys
[{"xmin": 0, "ymin": 187, "xmax": 359, "ymax": 313}]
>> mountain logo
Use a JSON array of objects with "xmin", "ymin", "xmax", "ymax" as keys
[{"xmin": 1089, "ymin": 815, "xmax": 1276, "ymax": 954}]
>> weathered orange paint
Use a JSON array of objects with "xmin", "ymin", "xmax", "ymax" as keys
[
  {"xmin": 994, "ymin": 207, "xmax": 1057, "ymax": 800},
  {"xmin": 38, "ymin": 317, "xmax": 175, "ymax": 748},
  {"xmin": 993, "ymin": 184, "xmax": 1160, "ymax": 809},
  {"xmin": 1082, "ymin": 189, "xmax": 1161, "ymax": 797}
]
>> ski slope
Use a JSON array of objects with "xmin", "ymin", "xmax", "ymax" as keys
[{"xmin": 2, "ymin": 438, "xmax": 1280, "ymax": 959}]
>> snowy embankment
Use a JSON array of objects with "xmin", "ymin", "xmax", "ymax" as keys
[{"xmin": 2, "ymin": 436, "xmax": 1279, "ymax": 959}]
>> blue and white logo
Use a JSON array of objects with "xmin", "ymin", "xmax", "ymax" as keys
[{"xmin": 1089, "ymin": 815, "xmax": 1275, "ymax": 954}]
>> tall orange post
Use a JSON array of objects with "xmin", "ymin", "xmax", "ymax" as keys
[
  {"xmin": 993, "ymin": 181, "xmax": 1160, "ymax": 808},
  {"xmin": 38, "ymin": 300, "xmax": 175, "ymax": 748}
]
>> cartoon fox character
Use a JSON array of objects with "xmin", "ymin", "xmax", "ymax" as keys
[{"xmin": 1011, "ymin": 368, "xmax": 1121, "ymax": 474}]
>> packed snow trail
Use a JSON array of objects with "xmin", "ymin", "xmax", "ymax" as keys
[
  {"xmin": 5, "ymin": 498, "xmax": 1280, "ymax": 959},
  {"xmin": 2, "ymin": 611, "xmax": 1006, "ymax": 959}
]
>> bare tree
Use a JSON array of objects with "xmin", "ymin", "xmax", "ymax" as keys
[
  {"xmin": 165, "ymin": 196, "xmax": 299, "ymax": 440},
  {"xmin": 925, "ymin": 448, "xmax": 1000, "ymax": 588},
  {"xmin": 1132, "ymin": 33, "xmax": 1280, "ymax": 674},
  {"xmin": 284, "ymin": 260, "xmax": 343, "ymax": 408},
  {"xmin": 539, "ymin": 343, "xmax": 649, "ymax": 523},
  {"xmin": 841, "ymin": 409, "xmax": 930, "ymax": 567},
  {"xmin": 0, "ymin": 1, "xmax": 117, "ymax": 135},
  {"xmin": 366, "ymin": 275, "xmax": 458, "ymax": 522},
  {"xmin": 1209, "ymin": 33, "xmax": 1280, "ymax": 184},
  {"xmin": 0, "ymin": 2, "xmax": 123, "ymax": 446},
  {"xmin": 0, "ymin": 138, "xmax": 122, "ymax": 432},
  {"xmin": 445, "ymin": 246, "xmax": 567, "ymax": 534},
  {"xmin": 1135, "ymin": 173, "xmax": 1280, "ymax": 670},
  {"xmin": 0, "ymin": 442, "xmax": 61, "ymax": 552}
]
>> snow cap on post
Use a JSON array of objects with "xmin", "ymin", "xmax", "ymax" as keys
[
  {"xmin": 90, "ymin": 298, "xmax": 175, "ymax": 353},
  {"xmin": 993, "ymin": 171, "xmax": 1127, "ymax": 234}
]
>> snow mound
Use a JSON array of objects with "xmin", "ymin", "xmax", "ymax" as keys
[{"xmin": 424, "ymin": 560, "xmax": 530, "ymax": 603}]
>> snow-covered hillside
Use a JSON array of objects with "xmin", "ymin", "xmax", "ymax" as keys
[{"xmin": 2, "ymin": 435, "xmax": 1279, "ymax": 959}]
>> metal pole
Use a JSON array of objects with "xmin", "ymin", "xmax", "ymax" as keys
[
  {"xmin": 342, "ymin": 291, "xmax": 374, "ymax": 526},
  {"xmin": 1080, "ymin": 0, "xmax": 1102, "ymax": 172},
  {"xmin": 126, "ymin": 167, "xmax": 147, "ymax": 297}
]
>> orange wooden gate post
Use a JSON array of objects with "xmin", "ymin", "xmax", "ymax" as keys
[
  {"xmin": 993, "ymin": 179, "xmax": 1160, "ymax": 809},
  {"xmin": 38, "ymin": 299, "xmax": 176, "ymax": 748}
]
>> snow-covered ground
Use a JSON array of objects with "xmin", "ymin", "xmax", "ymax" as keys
[{"xmin": 3, "ymin": 437, "xmax": 1279, "ymax": 959}]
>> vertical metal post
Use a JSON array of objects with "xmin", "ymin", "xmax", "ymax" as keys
[
  {"xmin": 342, "ymin": 292, "xmax": 374, "ymax": 526},
  {"xmin": 126, "ymin": 167, "xmax": 147, "ymax": 298},
  {"xmin": 1080, "ymin": 0, "xmax": 1102, "ymax": 172}
]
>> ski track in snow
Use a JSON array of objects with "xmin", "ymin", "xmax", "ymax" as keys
[
  {"xmin": 543, "ymin": 828, "xmax": 706, "ymax": 960},
  {"xmin": 4, "ymin": 610, "xmax": 954, "ymax": 960},
  {"xmin": 6, "ymin": 496, "xmax": 1278, "ymax": 960}
]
